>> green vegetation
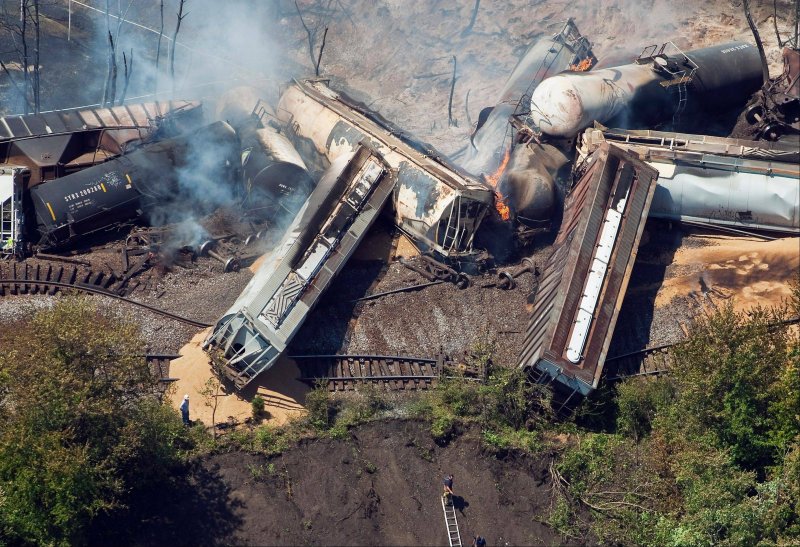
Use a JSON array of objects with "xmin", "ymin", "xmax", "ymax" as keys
[
  {"xmin": 251, "ymin": 395, "xmax": 266, "ymax": 420},
  {"xmin": 5, "ymin": 285, "xmax": 797, "ymax": 546},
  {"xmin": 551, "ymin": 285, "xmax": 800, "ymax": 546},
  {"xmin": 0, "ymin": 297, "xmax": 190, "ymax": 546}
]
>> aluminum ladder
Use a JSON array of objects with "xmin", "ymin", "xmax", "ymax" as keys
[{"xmin": 441, "ymin": 495, "xmax": 463, "ymax": 547}]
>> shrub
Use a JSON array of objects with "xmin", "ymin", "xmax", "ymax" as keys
[
  {"xmin": 304, "ymin": 384, "xmax": 332, "ymax": 430},
  {"xmin": 251, "ymin": 395, "xmax": 266, "ymax": 420}
]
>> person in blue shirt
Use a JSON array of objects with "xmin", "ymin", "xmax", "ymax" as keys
[
  {"xmin": 442, "ymin": 474, "xmax": 454, "ymax": 505},
  {"xmin": 180, "ymin": 394, "xmax": 190, "ymax": 425}
]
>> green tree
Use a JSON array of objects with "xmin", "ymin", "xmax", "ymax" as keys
[{"xmin": 0, "ymin": 297, "xmax": 187, "ymax": 545}]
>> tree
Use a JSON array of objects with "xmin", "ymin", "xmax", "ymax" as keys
[
  {"xmin": 294, "ymin": 0, "xmax": 337, "ymax": 76},
  {"xmin": 101, "ymin": 0, "xmax": 136, "ymax": 106},
  {"xmin": 0, "ymin": 0, "xmax": 43, "ymax": 112},
  {"xmin": 0, "ymin": 297, "xmax": 187, "ymax": 545},
  {"xmin": 199, "ymin": 369, "xmax": 222, "ymax": 438},
  {"xmin": 169, "ymin": 0, "xmax": 187, "ymax": 96},
  {"xmin": 552, "ymin": 285, "xmax": 800, "ymax": 545}
]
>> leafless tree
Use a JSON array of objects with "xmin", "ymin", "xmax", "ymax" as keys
[
  {"xmin": 169, "ymin": 0, "xmax": 187, "ymax": 96},
  {"xmin": 294, "ymin": 0, "xmax": 336, "ymax": 76},
  {"xmin": 119, "ymin": 48, "xmax": 133, "ymax": 104},
  {"xmin": 101, "ymin": 0, "xmax": 134, "ymax": 107},
  {"xmin": 0, "ymin": 0, "xmax": 43, "ymax": 112},
  {"xmin": 743, "ymin": 0, "xmax": 771, "ymax": 85},
  {"xmin": 448, "ymin": 56, "xmax": 458, "ymax": 127},
  {"xmin": 461, "ymin": 0, "xmax": 480, "ymax": 37},
  {"xmin": 32, "ymin": 0, "xmax": 40, "ymax": 111},
  {"xmin": 154, "ymin": 0, "xmax": 164, "ymax": 95}
]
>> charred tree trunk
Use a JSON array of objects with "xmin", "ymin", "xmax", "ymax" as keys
[
  {"xmin": 119, "ymin": 49, "xmax": 133, "ymax": 105},
  {"xmin": 154, "ymin": 0, "xmax": 164, "ymax": 95},
  {"xmin": 107, "ymin": 31, "xmax": 118, "ymax": 106},
  {"xmin": 20, "ymin": 0, "xmax": 30, "ymax": 114},
  {"xmin": 315, "ymin": 26, "xmax": 328, "ymax": 76},
  {"xmin": 461, "ymin": 0, "xmax": 480, "ymax": 37},
  {"xmin": 743, "ymin": 0, "xmax": 771, "ymax": 86},
  {"xmin": 295, "ymin": 0, "xmax": 317, "ymax": 70},
  {"xmin": 448, "ymin": 55, "xmax": 458, "ymax": 127},
  {"xmin": 170, "ymin": 0, "xmax": 187, "ymax": 96},
  {"xmin": 102, "ymin": 0, "xmax": 112, "ymax": 105},
  {"xmin": 32, "ymin": 0, "xmax": 39, "ymax": 112}
]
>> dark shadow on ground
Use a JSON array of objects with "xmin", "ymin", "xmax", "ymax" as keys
[
  {"xmin": 88, "ymin": 461, "xmax": 243, "ymax": 546},
  {"xmin": 604, "ymin": 220, "xmax": 684, "ymax": 377},
  {"xmin": 287, "ymin": 219, "xmax": 396, "ymax": 355}
]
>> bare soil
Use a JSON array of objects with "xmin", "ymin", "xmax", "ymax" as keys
[{"xmin": 89, "ymin": 420, "xmax": 565, "ymax": 547}]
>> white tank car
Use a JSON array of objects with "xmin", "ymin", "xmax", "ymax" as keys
[
  {"xmin": 530, "ymin": 64, "xmax": 664, "ymax": 137},
  {"xmin": 531, "ymin": 42, "xmax": 764, "ymax": 137},
  {"xmin": 578, "ymin": 127, "xmax": 800, "ymax": 235}
]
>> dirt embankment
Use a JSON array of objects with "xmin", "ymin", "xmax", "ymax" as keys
[{"xmin": 91, "ymin": 420, "xmax": 563, "ymax": 546}]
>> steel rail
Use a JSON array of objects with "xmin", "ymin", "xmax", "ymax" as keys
[{"xmin": 0, "ymin": 278, "xmax": 212, "ymax": 328}]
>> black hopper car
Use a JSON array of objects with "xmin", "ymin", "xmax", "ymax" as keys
[{"xmin": 29, "ymin": 121, "xmax": 242, "ymax": 250}]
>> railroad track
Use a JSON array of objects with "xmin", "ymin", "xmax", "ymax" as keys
[
  {"xmin": 293, "ymin": 354, "xmax": 483, "ymax": 392},
  {"xmin": 605, "ymin": 315, "xmax": 800, "ymax": 381},
  {"xmin": 0, "ymin": 262, "xmax": 212, "ymax": 328},
  {"xmin": 146, "ymin": 354, "xmax": 180, "ymax": 382},
  {"xmin": 604, "ymin": 343, "xmax": 675, "ymax": 380}
]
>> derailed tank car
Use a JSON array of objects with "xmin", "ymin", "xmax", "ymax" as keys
[
  {"xmin": 276, "ymin": 79, "xmax": 494, "ymax": 266},
  {"xmin": 578, "ymin": 126, "xmax": 799, "ymax": 234},
  {"xmin": 204, "ymin": 144, "xmax": 397, "ymax": 389},
  {"xmin": 237, "ymin": 114, "xmax": 315, "ymax": 223},
  {"xmin": 530, "ymin": 41, "xmax": 764, "ymax": 137},
  {"xmin": 460, "ymin": 18, "xmax": 594, "ymax": 180},
  {"xmin": 29, "ymin": 121, "xmax": 241, "ymax": 250}
]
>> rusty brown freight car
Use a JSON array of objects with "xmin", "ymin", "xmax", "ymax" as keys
[{"xmin": 517, "ymin": 144, "xmax": 659, "ymax": 395}]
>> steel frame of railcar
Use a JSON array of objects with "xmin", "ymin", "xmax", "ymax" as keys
[{"xmin": 204, "ymin": 144, "xmax": 397, "ymax": 390}]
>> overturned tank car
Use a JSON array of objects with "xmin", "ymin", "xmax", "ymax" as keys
[
  {"xmin": 29, "ymin": 121, "xmax": 241, "ymax": 250},
  {"xmin": 460, "ymin": 18, "xmax": 594, "ymax": 180},
  {"xmin": 579, "ymin": 126, "xmax": 800, "ymax": 234},
  {"xmin": 276, "ymin": 79, "xmax": 493, "ymax": 267},
  {"xmin": 530, "ymin": 41, "xmax": 764, "ymax": 137}
]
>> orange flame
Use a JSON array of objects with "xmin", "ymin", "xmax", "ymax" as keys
[
  {"xmin": 569, "ymin": 57, "xmax": 593, "ymax": 72},
  {"xmin": 484, "ymin": 149, "xmax": 511, "ymax": 221}
]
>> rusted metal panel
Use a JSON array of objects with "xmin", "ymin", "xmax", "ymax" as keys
[{"xmin": 517, "ymin": 144, "xmax": 658, "ymax": 394}]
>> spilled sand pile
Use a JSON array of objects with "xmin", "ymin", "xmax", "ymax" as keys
[
  {"xmin": 655, "ymin": 236, "xmax": 799, "ymax": 313},
  {"xmin": 168, "ymin": 329, "xmax": 308, "ymax": 428}
]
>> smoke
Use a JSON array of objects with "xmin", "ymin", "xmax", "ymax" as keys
[
  {"xmin": 141, "ymin": 121, "xmax": 242, "ymax": 249},
  {"xmin": 54, "ymin": 0, "xmax": 293, "ymax": 111}
]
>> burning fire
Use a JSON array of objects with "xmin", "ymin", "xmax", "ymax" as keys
[
  {"xmin": 569, "ymin": 57, "xmax": 594, "ymax": 72},
  {"xmin": 484, "ymin": 149, "xmax": 511, "ymax": 221}
]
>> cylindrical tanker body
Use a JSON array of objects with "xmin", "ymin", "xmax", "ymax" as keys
[
  {"xmin": 504, "ymin": 142, "xmax": 570, "ymax": 223},
  {"xmin": 276, "ymin": 79, "xmax": 494, "ymax": 259},
  {"xmin": 531, "ymin": 63, "xmax": 670, "ymax": 137},
  {"xmin": 684, "ymin": 42, "xmax": 764, "ymax": 110},
  {"xmin": 460, "ymin": 19, "xmax": 594, "ymax": 178},
  {"xmin": 532, "ymin": 41, "xmax": 764, "ymax": 137},
  {"xmin": 239, "ymin": 123, "xmax": 315, "ymax": 222},
  {"xmin": 30, "ymin": 121, "xmax": 241, "ymax": 249}
]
